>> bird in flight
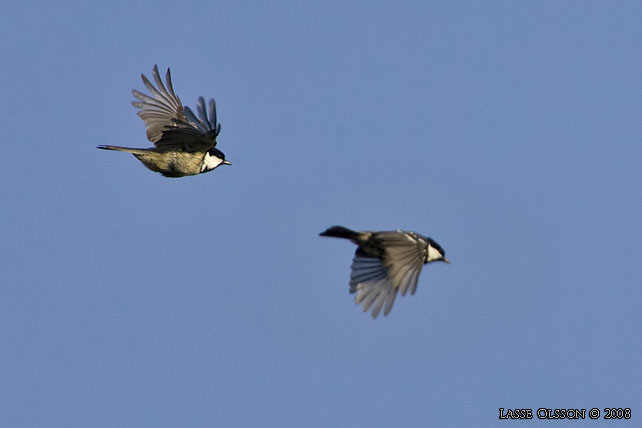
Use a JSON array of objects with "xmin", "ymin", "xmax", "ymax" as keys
[
  {"xmin": 320, "ymin": 225, "xmax": 449, "ymax": 318},
  {"xmin": 98, "ymin": 65, "xmax": 230, "ymax": 177}
]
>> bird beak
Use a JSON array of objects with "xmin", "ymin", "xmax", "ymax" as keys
[
  {"xmin": 223, "ymin": 160, "xmax": 232, "ymax": 165},
  {"xmin": 442, "ymin": 257, "xmax": 450, "ymax": 263}
]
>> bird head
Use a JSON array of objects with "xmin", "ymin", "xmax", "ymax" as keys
[
  {"xmin": 201, "ymin": 148, "xmax": 231, "ymax": 173},
  {"xmin": 426, "ymin": 239, "xmax": 449, "ymax": 264}
]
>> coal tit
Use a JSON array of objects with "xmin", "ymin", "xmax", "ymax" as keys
[
  {"xmin": 320, "ymin": 225, "xmax": 449, "ymax": 318},
  {"xmin": 98, "ymin": 65, "xmax": 230, "ymax": 177}
]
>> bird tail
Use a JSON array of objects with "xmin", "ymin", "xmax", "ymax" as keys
[
  {"xmin": 97, "ymin": 145, "xmax": 148, "ymax": 155},
  {"xmin": 319, "ymin": 225, "xmax": 360, "ymax": 240}
]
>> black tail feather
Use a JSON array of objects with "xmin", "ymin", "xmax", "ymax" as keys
[{"xmin": 319, "ymin": 225, "xmax": 359, "ymax": 240}]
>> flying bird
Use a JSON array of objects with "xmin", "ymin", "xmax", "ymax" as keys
[
  {"xmin": 320, "ymin": 225, "xmax": 449, "ymax": 318},
  {"xmin": 97, "ymin": 65, "xmax": 230, "ymax": 177}
]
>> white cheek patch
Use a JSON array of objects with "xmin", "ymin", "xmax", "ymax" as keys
[
  {"xmin": 201, "ymin": 153, "xmax": 224, "ymax": 172},
  {"xmin": 427, "ymin": 245, "xmax": 443, "ymax": 262}
]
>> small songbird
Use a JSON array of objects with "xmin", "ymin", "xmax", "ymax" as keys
[
  {"xmin": 97, "ymin": 65, "xmax": 230, "ymax": 177},
  {"xmin": 320, "ymin": 225, "xmax": 449, "ymax": 318}
]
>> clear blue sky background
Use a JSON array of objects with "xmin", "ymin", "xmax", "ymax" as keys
[{"xmin": 1, "ymin": 1, "xmax": 640, "ymax": 427}]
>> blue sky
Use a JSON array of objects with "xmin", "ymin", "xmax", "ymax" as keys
[{"xmin": 1, "ymin": 1, "xmax": 640, "ymax": 426}]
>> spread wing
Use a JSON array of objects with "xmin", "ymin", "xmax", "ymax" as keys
[
  {"xmin": 131, "ymin": 65, "xmax": 221, "ymax": 151},
  {"xmin": 349, "ymin": 231, "xmax": 426, "ymax": 318}
]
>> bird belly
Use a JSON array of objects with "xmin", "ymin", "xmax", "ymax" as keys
[{"xmin": 134, "ymin": 151, "xmax": 203, "ymax": 177}]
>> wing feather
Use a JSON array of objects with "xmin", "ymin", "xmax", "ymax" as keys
[
  {"xmin": 347, "ymin": 231, "xmax": 426, "ymax": 318},
  {"xmin": 131, "ymin": 65, "xmax": 220, "ymax": 150}
]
